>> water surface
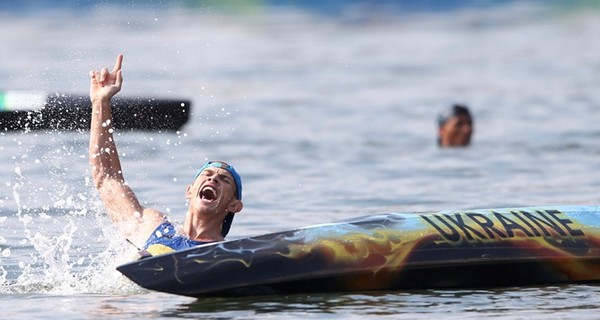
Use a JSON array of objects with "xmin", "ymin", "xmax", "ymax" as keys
[{"xmin": 1, "ymin": 1, "xmax": 600, "ymax": 319}]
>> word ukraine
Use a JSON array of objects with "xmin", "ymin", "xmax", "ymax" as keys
[{"xmin": 420, "ymin": 209, "xmax": 585, "ymax": 242}]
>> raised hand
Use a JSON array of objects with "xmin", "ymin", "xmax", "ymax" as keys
[{"xmin": 89, "ymin": 54, "xmax": 123, "ymax": 103}]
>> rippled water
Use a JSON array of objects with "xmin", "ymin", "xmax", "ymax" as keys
[{"xmin": 1, "ymin": 1, "xmax": 600, "ymax": 319}]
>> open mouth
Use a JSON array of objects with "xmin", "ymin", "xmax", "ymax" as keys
[{"xmin": 200, "ymin": 186, "xmax": 217, "ymax": 201}]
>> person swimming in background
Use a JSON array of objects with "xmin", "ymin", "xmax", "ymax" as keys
[
  {"xmin": 88, "ymin": 54, "xmax": 243, "ymax": 258},
  {"xmin": 437, "ymin": 104, "xmax": 473, "ymax": 147}
]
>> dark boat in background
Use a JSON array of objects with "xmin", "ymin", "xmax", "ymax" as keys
[{"xmin": 0, "ymin": 91, "xmax": 190, "ymax": 131}]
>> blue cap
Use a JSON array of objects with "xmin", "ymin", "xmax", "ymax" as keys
[{"xmin": 194, "ymin": 161, "xmax": 242, "ymax": 200}]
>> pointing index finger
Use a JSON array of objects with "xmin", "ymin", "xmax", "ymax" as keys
[{"xmin": 112, "ymin": 54, "xmax": 123, "ymax": 73}]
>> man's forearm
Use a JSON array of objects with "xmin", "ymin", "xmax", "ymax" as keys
[{"xmin": 89, "ymin": 98, "xmax": 124, "ymax": 187}]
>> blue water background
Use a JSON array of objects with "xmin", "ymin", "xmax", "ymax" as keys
[{"xmin": 1, "ymin": 0, "xmax": 600, "ymax": 318}]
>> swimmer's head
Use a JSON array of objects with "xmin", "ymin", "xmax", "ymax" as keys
[
  {"xmin": 437, "ymin": 104, "xmax": 473, "ymax": 147},
  {"xmin": 194, "ymin": 160, "xmax": 242, "ymax": 200},
  {"xmin": 193, "ymin": 160, "xmax": 243, "ymax": 237}
]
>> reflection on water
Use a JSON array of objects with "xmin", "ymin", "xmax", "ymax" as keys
[{"xmin": 161, "ymin": 285, "xmax": 600, "ymax": 319}]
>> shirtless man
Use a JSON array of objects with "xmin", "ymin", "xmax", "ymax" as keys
[{"xmin": 88, "ymin": 54, "xmax": 243, "ymax": 256}]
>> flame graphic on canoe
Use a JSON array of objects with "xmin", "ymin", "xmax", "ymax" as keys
[{"xmin": 116, "ymin": 206, "xmax": 600, "ymax": 297}]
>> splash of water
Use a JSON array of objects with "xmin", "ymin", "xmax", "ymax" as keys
[
  {"xmin": 2, "ymin": 207, "xmax": 144, "ymax": 295},
  {"xmin": 0, "ymin": 133, "xmax": 146, "ymax": 295}
]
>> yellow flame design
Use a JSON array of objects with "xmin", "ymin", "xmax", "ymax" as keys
[{"xmin": 282, "ymin": 229, "xmax": 432, "ymax": 272}]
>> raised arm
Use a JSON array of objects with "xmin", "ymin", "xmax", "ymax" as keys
[{"xmin": 88, "ymin": 54, "xmax": 164, "ymax": 245}]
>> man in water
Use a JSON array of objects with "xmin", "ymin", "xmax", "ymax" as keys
[
  {"xmin": 437, "ymin": 104, "xmax": 473, "ymax": 147},
  {"xmin": 88, "ymin": 54, "xmax": 243, "ymax": 257}
]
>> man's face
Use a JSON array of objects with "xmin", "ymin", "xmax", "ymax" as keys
[
  {"xmin": 439, "ymin": 114, "xmax": 473, "ymax": 147},
  {"xmin": 188, "ymin": 167, "xmax": 238, "ymax": 215}
]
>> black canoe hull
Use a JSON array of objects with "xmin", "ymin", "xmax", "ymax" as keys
[
  {"xmin": 117, "ymin": 206, "xmax": 600, "ymax": 297},
  {"xmin": 0, "ymin": 94, "xmax": 190, "ymax": 131}
]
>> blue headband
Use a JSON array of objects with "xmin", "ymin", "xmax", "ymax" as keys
[{"xmin": 194, "ymin": 161, "xmax": 242, "ymax": 200}]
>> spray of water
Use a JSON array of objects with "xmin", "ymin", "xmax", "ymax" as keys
[{"xmin": 0, "ymin": 132, "xmax": 146, "ymax": 295}]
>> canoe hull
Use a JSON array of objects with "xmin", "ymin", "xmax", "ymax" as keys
[
  {"xmin": 0, "ymin": 94, "xmax": 190, "ymax": 131},
  {"xmin": 117, "ymin": 206, "xmax": 600, "ymax": 297}
]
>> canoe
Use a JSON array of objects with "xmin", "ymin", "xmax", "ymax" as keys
[
  {"xmin": 116, "ymin": 205, "xmax": 600, "ymax": 297},
  {"xmin": 0, "ymin": 90, "xmax": 190, "ymax": 131}
]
